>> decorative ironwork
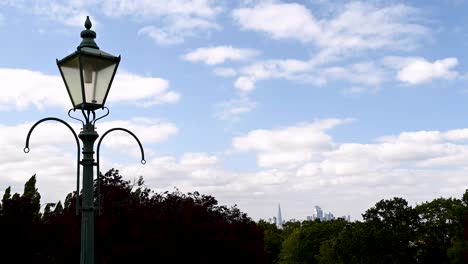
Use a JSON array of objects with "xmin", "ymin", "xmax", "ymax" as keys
[
  {"xmin": 24, "ymin": 117, "xmax": 81, "ymax": 215},
  {"xmin": 95, "ymin": 127, "xmax": 145, "ymax": 215}
]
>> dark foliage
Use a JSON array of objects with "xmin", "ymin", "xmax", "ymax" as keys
[
  {"xmin": 4, "ymin": 170, "xmax": 468, "ymax": 263},
  {"xmin": 0, "ymin": 169, "xmax": 268, "ymax": 263}
]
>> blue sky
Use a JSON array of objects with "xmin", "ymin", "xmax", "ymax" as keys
[{"xmin": 2, "ymin": 0, "xmax": 468, "ymax": 221}]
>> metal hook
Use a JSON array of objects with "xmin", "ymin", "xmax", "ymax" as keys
[
  {"xmin": 95, "ymin": 127, "xmax": 146, "ymax": 215},
  {"xmin": 24, "ymin": 117, "xmax": 82, "ymax": 215}
]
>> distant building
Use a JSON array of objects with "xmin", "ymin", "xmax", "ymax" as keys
[
  {"xmin": 340, "ymin": 215, "xmax": 351, "ymax": 222},
  {"xmin": 314, "ymin": 206, "xmax": 323, "ymax": 221},
  {"xmin": 267, "ymin": 204, "xmax": 349, "ymax": 223},
  {"xmin": 324, "ymin": 212, "xmax": 335, "ymax": 221},
  {"xmin": 277, "ymin": 204, "xmax": 283, "ymax": 228}
]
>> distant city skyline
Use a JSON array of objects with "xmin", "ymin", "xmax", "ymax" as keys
[{"xmin": 268, "ymin": 204, "xmax": 351, "ymax": 224}]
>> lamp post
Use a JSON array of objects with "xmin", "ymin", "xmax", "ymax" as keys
[{"xmin": 24, "ymin": 17, "xmax": 146, "ymax": 264}]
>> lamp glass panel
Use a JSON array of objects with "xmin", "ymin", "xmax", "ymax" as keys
[
  {"xmin": 80, "ymin": 55, "xmax": 117, "ymax": 106},
  {"xmin": 59, "ymin": 56, "xmax": 83, "ymax": 106}
]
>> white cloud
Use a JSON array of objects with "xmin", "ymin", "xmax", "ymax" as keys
[
  {"xmin": 232, "ymin": 2, "xmax": 321, "ymax": 43},
  {"xmin": 234, "ymin": 76, "xmax": 256, "ymax": 93},
  {"xmin": 230, "ymin": 122, "xmax": 468, "ymax": 191},
  {"xmin": 233, "ymin": 58, "xmax": 313, "ymax": 93},
  {"xmin": 232, "ymin": 119, "xmax": 351, "ymax": 167},
  {"xmin": 111, "ymin": 71, "xmax": 180, "ymax": 107},
  {"xmin": 240, "ymin": 59, "xmax": 312, "ymax": 80},
  {"xmin": 103, "ymin": 0, "xmax": 223, "ymax": 45},
  {"xmin": 0, "ymin": 68, "xmax": 179, "ymax": 111},
  {"xmin": 96, "ymin": 118, "xmax": 178, "ymax": 150},
  {"xmin": 214, "ymin": 97, "xmax": 257, "ymax": 121},
  {"xmin": 2, "ymin": 0, "xmax": 97, "ymax": 27},
  {"xmin": 231, "ymin": 59, "xmax": 385, "ymax": 93},
  {"xmin": 213, "ymin": 67, "xmax": 237, "ymax": 77},
  {"xmin": 297, "ymin": 129, "xmax": 468, "ymax": 177},
  {"xmin": 183, "ymin": 46, "xmax": 259, "ymax": 65},
  {"xmin": 232, "ymin": 1, "xmax": 428, "ymax": 53},
  {"xmin": 383, "ymin": 56, "xmax": 459, "ymax": 84},
  {"xmin": 249, "ymin": 169, "xmax": 289, "ymax": 185},
  {"xmin": 385, "ymin": 57, "xmax": 459, "ymax": 85},
  {"xmin": 138, "ymin": 26, "xmax": 185, "ymax": 45},
  {"xmin": 138, "ymin": 17, "xmax": 221, "ymax": 45},
  {"xmin": 3, "ymin": 0, "xmax": 223, "ymax": 43},
  {"xmin": 323, "ymin": 62, "xmax": 387, "ymax": 86},
  {"xmin": 180, "ymin": 152, "xmax": 218, "ymax": 167},
  {"xmin": 342, "ymin": 86, "xmax": 378, "ymax": 96},
  {"xmin": 117, "ymin": 152, "xmax": 231, "ymax": 189},
  {"xmin": 0, "ymin": 68, "xmax": 69, "ymax": 111},
  {"xmin": 443, "ymin": 129, "xmax": 468, "ymax": 141},
  {"xmin": 233, "ymin": 124, "xmax": 468, "ymax": 219},
  {"xmin": 101, "ymin": 0, "xmax": 221, "ymax": 18}
]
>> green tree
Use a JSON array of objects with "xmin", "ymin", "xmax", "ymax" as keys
[
  {"xmin": 23, "ymin": 174, "xmax": 41, "ymax": 219},
  {"xmin": 44, "ymin": 203, "xmax": 52, "ymax": 215},
  {"xmin": 362, "ymin": 197, "xmax": 419, "ymax": 263},
  {"xmin": 258, "ymin": 220, "xmax": 284, "ymax": 263},
  {"xmin": 54, "ymin": 201, "xmax": 63, "ymax": 214},
  {"xmin": 317, "ymin": 221, "xmax": 381, "ymax": 264},
  {"xmin": 279, "ymin": 219, "xmax": 347, "ymax": 264},
  {"xmin": 279, "ymin": 227, "xmax": 302, "ymax": 263},
  {"xmin": 2, "ymin": 186, "xmax": 11, "ymax": 203},
  {"xmin": 318, "ymin": 198, "xmax": 420, "ymax": 264},
  {"xmin": 415, "ymin": 197, "xmax": 464, "ymax": 263}
]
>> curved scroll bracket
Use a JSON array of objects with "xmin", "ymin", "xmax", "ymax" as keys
[
  {"xmin": 92, "ymin": 107, "xmax": 110, "ymax": 126},
  {"xmin": 69, "ymin": 107, "xmax": 111, "ymax": 126},
  {"xmin": 68, "ymin": 109, "xmax": 85, "ymax": 126},
  {"xmin": 96, "ymin": 127, "xmax": 146, "ymax": 215},
  {"xmin": 24, "ymin": 117, "xmax": 82, "ymax": 215}
]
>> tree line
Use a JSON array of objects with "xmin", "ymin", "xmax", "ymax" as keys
[
  {"xmin": 259, "ymin": 193, "xmax": 468, "ymax": 263},
  {"xmin": 0, "ymin": 169, "xmax": 268, "ymax": 263},
  {"xmin": 2, "ymin": 168, "xmax": 468, "ymax": 263}
]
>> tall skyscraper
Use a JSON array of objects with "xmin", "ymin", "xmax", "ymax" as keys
[
  {"xmin": 314, "ymin": 206, "xmax": 323, "ymax": 220},
  {"xmin": 277, "ymin": 204, "xmax": 283, "ymax": 227}
]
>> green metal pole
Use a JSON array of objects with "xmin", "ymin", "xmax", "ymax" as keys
[{"xmin": 79, "ymin": 123, "xmax": 98, "ymax": 264}]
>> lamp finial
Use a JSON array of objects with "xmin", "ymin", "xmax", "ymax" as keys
[
  {"xmin": 84, "ymin": 16, "xmax": 92, "ymax": 30},
  {"xmin": 78, "ymin": 16, "xmax": 99, "ymax": 50}
]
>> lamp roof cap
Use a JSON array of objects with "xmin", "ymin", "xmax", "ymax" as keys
[{"xmin": 78, "ymin": 16, "xmax": 99, "ymax": 50}]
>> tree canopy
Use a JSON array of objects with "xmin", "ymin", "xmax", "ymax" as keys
[
  {"xmin": 260, "ymin": 195, "xmax": 468, "ymax": 264},
  {"xmin": 0, "ymin": 169, "xmax": 268, "ymax": 263},
  {"xmin": 2, "ymin": 169, "xmax": 468, "ymax": 263}
]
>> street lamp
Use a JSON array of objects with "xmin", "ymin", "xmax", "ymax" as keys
[
  {"xmin": 24, "ymin": 16, "xmax": 146, "ymax": 264},
  {"xmin": 57, "ymin": 16, "xmax": 120, "ymax": 111}
]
